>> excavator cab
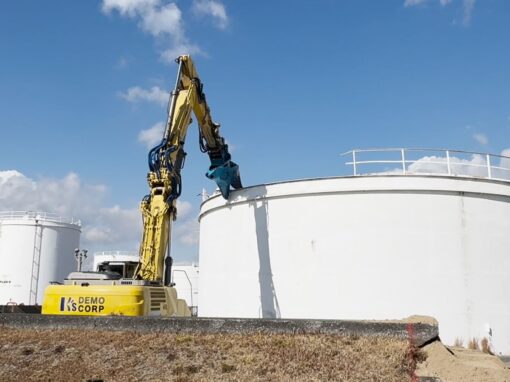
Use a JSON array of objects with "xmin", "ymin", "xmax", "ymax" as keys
[{"xmin": 96, "ymin": 261, "xmax": 139, "ymax": 279}]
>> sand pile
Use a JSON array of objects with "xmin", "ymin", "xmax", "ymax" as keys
[{"xmin": 417, "ymin": 340, "xmax": 510, "ymax": 382}]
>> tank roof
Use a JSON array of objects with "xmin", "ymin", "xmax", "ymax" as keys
[{"xmin": 0, "ymin": 211, "xmax": 81, "ymax": 226}]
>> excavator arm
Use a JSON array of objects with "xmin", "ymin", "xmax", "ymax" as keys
[{"xmin": 135, "ymin": 55, "xmax": 242, "ymax": 282}]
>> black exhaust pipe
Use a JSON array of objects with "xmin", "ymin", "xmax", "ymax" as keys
[{"xmin": 164, "ymin": 256, "xmax": 174, "ymax": 286}]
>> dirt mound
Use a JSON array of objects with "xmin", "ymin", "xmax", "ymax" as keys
[
  {"xmin": 403, "ymin": 315, "xmax": 439, "ymax": 326},
  {"xmin": 417, "ymin": 340, "xmax": 510, "ymax": 382}
]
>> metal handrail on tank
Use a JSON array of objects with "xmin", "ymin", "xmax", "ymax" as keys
[
  {"xmin": 171, "ymin": 269, "xmax": 194, "ymax": 310},
  {"xmin": 341, "ymin": 148, "xmax": 510, "ymax": 182},
  {"xmin": 0, "ymin": 211, "xmax": 81, "ymax": 226}
]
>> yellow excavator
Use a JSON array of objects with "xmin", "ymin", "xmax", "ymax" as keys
[{"xmin": 42, "ymin": 55, "xmax": 242, "ymax": 316}]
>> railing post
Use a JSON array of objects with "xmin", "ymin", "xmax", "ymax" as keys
[
  {"xmin": 487, "ymin": 154, "xmax": 492, "ymax": 179},
  {"xmin": 352, "ymin": 151, "xmax": 357, "ymax": 176},
  {"xmin": 401, "ymin": 149, "xmax": 406, "ymax": 175},
  {"xmin": 446, "ymin": 150, "xmax": 451, "ymax": 175}
]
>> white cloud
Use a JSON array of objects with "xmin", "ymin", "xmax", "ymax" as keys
[
  {"xmin": 101, "ymin": 0, "xmax": 227, "ymax": 62},
  {"xmin": 82, "ymin": 205, "xmax": 140, "ymax": 247},
  {"xmin": 462, "ymin": 0, "xmax": 476, "ymax": 26},
  {"xmin": 404, "ymin": 0, "xmax": 475, "ymax": 25},
  {"xmin": 174, "ymin": 215, "xmax": 199, "ymax": 246},
  {"xmin": 405, "ymin": 0, "xmax": 452, "ymax": 6},
  {"xmin": 102, "ymin": 0, "xmax": 195, "ymax": 61},
  {"xmin": 404, "ymin": 0, "xmax": 427, "ymax": 6},
  {"xmin": 472, "ymin": 133, "xmax": 488, "ymax": 146},
  {"xmin": 407, "ymin": 153, "xmax": 510, "ymax": 180},
  {"xmin": 160, "ymin": 44, "xmax": 203, "ymax": 63},
  {"xmin": 0, "ymin": 171, "xmax": 137, "ymax": 252},
  {"xmin": 140, "ymin": 2, "xmax": 183, "ymax": 37},
  {"xmin": 0, "ymin": 170, "xmax": 29, "ymax": 187},
  {"xmin": 0, "ymin": 171, "xmax": 105, "ymax": 219},
  {"xmin": 225, "ymin": 139, "xmax": 236, "ymax": 152},
  {"xmin": 102, "ymin": 0, "xmax": 160, "ymax": 17},
  {"xmin": 407, "ymin": 154, "xmax": 489, "ymax": 177},
  {"xmin": 176, "ymin": 200, "xmax": 193, "ymax": 219},
  {"xmin": 497, "ymin": 149, "xmax": 510, "ymax": 180},
  {"xmin": 138, "ymin": 121, "xmax": 165, "ymax": 148},
  {"xmin": 192, "ymin": 0, "xmax": 228, "ymax": 29},
  {"xmin": 119, "ymin": 86, "xmax": 169, "ymax": 105},
  {"xmin": 115, "ymin": 56, "xmax": 130, "ymax": 69},
  {"xmin": 0, "ymin": 170, "xmax": 200, "ymax": 261}
]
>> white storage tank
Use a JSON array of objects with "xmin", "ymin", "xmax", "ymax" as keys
[
  {"xmin": 0, "ymin": 211, "xmax": 81, "ymax": 305},
  {"xmin": 199, "ymin": 149, "xmax": 510, "ymax": 354}
]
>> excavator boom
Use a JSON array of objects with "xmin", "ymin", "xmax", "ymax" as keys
[
  {"xmin": 42, "ymin": 55, "xmax": 241, "ymax": 317},
  {"xmin": 135, "ymin": 55, "xmax": 242, "ymax": 282}
]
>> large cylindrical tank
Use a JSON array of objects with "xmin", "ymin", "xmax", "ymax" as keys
[
  {"xmin": 0, "ymin": 211, "xmax": 81, "ymax": 305},
  {"xmin": 199, "ymin": 175, "xmax": 510, "ymax": 354}
]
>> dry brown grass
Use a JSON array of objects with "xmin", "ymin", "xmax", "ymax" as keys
[
  {"xmin": 0, "ymin": 327, "xmax": 416, "ymax": 382},
  {"xmin": 480, "ymin": 337, "xmax": 493, "ymax": 355},
  {"xmin": 467, "ymin": 338, "xmax": 479, "ymax": 351},
  {"xmin": 453, "ymin": 337, "xmax": 463, "ymax": 347}
]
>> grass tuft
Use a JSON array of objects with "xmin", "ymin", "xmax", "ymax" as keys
[
  {"xmin": 54, "ymin": 345, "xmax": 65, "ymax": 354},
  {"xmin": 481, "ymin": 337, "xmax": 493, "ymax": 355},
  {"xmin": 21, "ymin": 347, "xmax": 34, "ymax": 356},
  {"xmin": 221, "ymin": 363, "xmax": 236, "ymax": 373},
  {"xmin": 167, "ymin": 352, "xmax": 177, "ymax": 362},
  {"xmin": 468, "ymin": 338, "xmax": 480, "ymax": 350}
]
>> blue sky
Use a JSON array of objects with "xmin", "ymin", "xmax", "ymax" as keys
[{"xmin": 0, "ymin": 0, "xmax": 509, "ymax": 261}]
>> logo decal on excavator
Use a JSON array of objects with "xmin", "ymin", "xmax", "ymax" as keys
[
  {"xmin": 59, "ymin": 296, "xmax": 105, "ymax": 313},
  {"xmin": 60, "ymin": 297, "xmax": 76, "ymax": 312}
]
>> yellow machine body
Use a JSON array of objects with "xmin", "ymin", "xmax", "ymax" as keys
[{"xmin": 42, "ymin": 284, "xmax": 191, "ymax": 317}]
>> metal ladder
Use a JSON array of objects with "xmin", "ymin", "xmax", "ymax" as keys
[{"xmin": 29, "ymin": 222, "xmax": 43, "ymax": 305}]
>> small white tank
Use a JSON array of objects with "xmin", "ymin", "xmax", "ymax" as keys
[{"xmin": 0, "ymin": 211, "xmax": 81, "ymax": 305}]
